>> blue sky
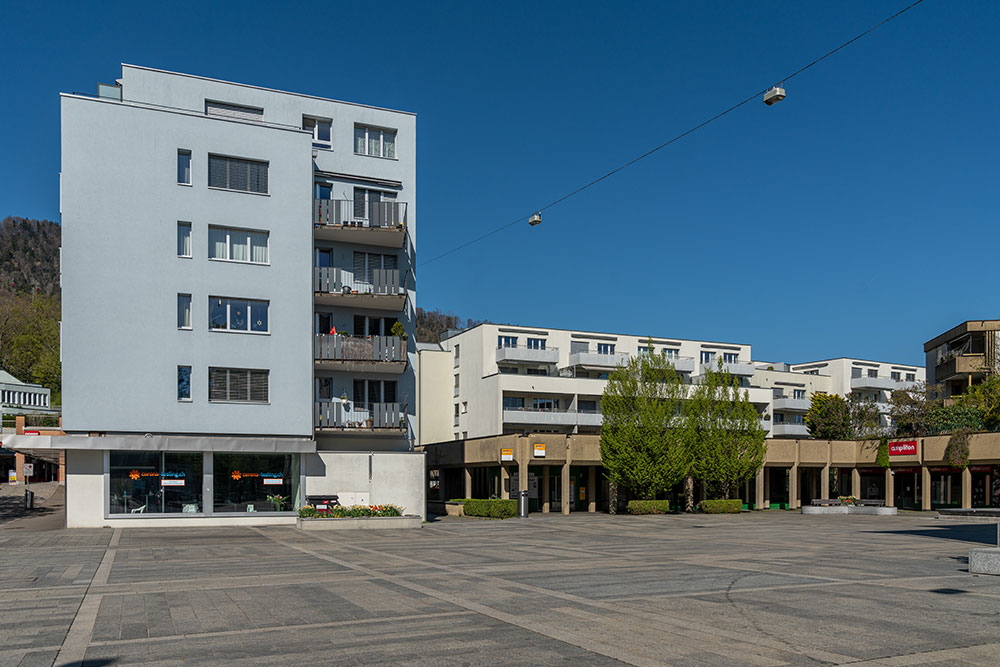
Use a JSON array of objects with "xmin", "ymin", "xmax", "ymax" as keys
[{"xmin": 2, "ymin": 1, "xmax": 997, "ymax": 366}]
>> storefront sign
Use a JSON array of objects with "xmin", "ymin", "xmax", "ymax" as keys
[
  {"xmin": 22, "ymin": 463, "xmax": 33, "ymax": 477},
  {"xmin": 500, "ymin": 448, "xmax": 513, "ymax": 462},
  {"xmin": 7, "ymin": 470, "xmax": 15, "ymax": 485},
  {"xmin": 533, "ymin": 443, "xmax": 545, "ymax": 458},
  {"xmin": 888, "ymin": 440, "xmax": 917, "ymax": 456},
  {"xmin": 23, "ymin": 430, "xmax": 39, "ymax": 436},
  {"xmin": 160, "ymin": 479, "xmax": 185, "ymax": 487},
  {"xmin": 891, "ymin": 467, "xmax": 919, "ymax": 474},
  {"xmin": 857, "ymin": 468, "xmax": 884, "ymax": 475},
  {"xmin": 969, "ymin": 465, "xmax": 994, "ymax": 473},
  {"xmin": 929, "ymin": 466, "xmax": 960, "ymax": 473},
  {"xmin": 263, "ymin": 478, "xmax": 284, "ymax": 485}
]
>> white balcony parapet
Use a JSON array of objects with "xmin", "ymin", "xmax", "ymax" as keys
[
  {"xmin": 772, "ymin": 397, "xmax": 811, "ymax": 412},
  {"xmin": 850, "ymin": 376, "xmax": 916, "ymax": 392},
  {"xmin": 567, "ymin": 351, "xmax": 630, "ymax": 369},
  {"xmin": 496, "ymin": 345, "xmax": 559, "ymax": 365},
  {"xmin": 701, "ymin": 361, "xmax": 756, "ymax": 377},
  {"xmin": 503, "ymin": 408, "xmax": 604, "ymax": 427},
  {"xmin": 771, "ymin": 423, "xmax": 811, "ymax": 438}
]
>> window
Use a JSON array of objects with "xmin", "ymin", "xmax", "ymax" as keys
[
  {"xmin": 177, "ymin": 150, "xmax": 191, "ymax": 185},
  {"xmin": 354, "ymin": 125, "xmax": 396, "ymax": 158},
  {"xmin": 793, "ymin": 389, "xmax": 806, "ymax": 400},
  {"xmin": 498, "ymin": 366, "xmax": 518, "ymax": 375},
  {"xmin": 526, "ymin": 368, "xmax": 547, "ymax": 376},
  {"xmin": 664, "ymin": 349, "xmax": 679, "ymax": 359},
  {"xmin": 353, "ymin": 251, "xmax": 397, "ymax": 283},
  {"xmin": 638, "ymin": 346, "xmax": 649, "ymax": 355},
  {"xmin": 852, "ymin": 368, "xmax": 862, "ymax": 378},
  {"xmin": 208, "ymin": 154, "xmax": 268, "ymax": 194},
  {"xmin": 723, "ymin": 352, "xmax": 739, "ymax": 363},
  {"xmin": 498, "ymin": 336, "xmax": 517, "ymax": 349},
  {"xmin": 316, "ymin": 248, "xmax": 332, "ymax": 268},
  {"xmin": 209, "ymin": 297, "xmax": 269, "ymax": 333},
  {"xmin": 208, "ymin": 367, "xmax": 269, "ymax": 403},
  {"xmin": 177, "ymin": 366, "xmax": 192, "ymax": 401},
  {"xmin": 315, "ymin": 182, "xmax": 332, "ymax": 200},
  {"xmin": 302, "ymin": 116, "xmax": 332, "ymax": 148},
  {"xmin": 205, "ymin": 100, "xmax": 263, "ymax": 121},
  {"xmin": 177, "ymin": 222, "xmax": 192, "ymax": 257},
  {"xmin": 579, "ymin": 400, "xmax": 598, "ymax": 413},
  {"xmin": 597, "ymin": 343, "xmax": 615, "ymax": 355},
  {"xmin": 503, "ymin": 396, "xmax": 524, "ymax": 410},
  {"xmin": 700, "ymin": 351, "xmax": 716, "ymax": 364},
  {"xmin": 527, "ymin": 338, "xmax": 546, "ymax": 350},
  {"xmin": 791, "ymin": 414, "xmax": 805, "ymax": 425},
  {"xmin": 316, "ymin": 377, "xmax": 332, "ymax": 401},
  {"xmin": 454, "ymin": 344, "xmax": 460, "ymax": 365},
  {"xmin": 177, "ymin": 294, "xmax": 192, "ymax": 329},
  {"xmin": 352, "ymin": 188, "xmax": 397, "ymax": 220},
  {"xmin": 906, "ymin": 373, "xmax": 915, "ymax": 382},
  {"xmin": 352, "ymin": 379, "xmax": 396, "ymax": 405},
  {"xmin": 109, "ymin": 451, "xmax": 203, "ymax": 515},
  {"xmin": 533, "ymin": 398, "xmax": 558, "ymax": 411},
  {"xmin": 891, "ymin": 372, "xmax": 901, "ymax": 381},
  {"xmin": 213, "ymin": 453, "xmax": 299, "ymax": 514},
  {"xmin": 209, "ymin": 226, "xmax": 269, "ymax": 264},
  {"xmin": 868, "ymin": 369, "xmax": 878, "ymax": 378},
  {"xmin": 352, "ymin": 315, "xmax": 397, "ymax": 337}
]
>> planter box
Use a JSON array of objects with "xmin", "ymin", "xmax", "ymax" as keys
[
  {"xmin": 970, "ymin": 547, "xmax": 1000, "ymax": 575},
  {"xmin": 445, "ymin": 501, "xmax": 466, "ymax": 517},
  {"xmin": 801, "ymin": 505, "xmax": 898, "ymax": 516},
  {"xmin": 297, "ymin": 515, "xmax": 422, "ymax": 531}
]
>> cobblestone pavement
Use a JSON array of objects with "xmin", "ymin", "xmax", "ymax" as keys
[{"xmin": 2, "ymin": 512, "xmax": 1000, "ymax": 666}]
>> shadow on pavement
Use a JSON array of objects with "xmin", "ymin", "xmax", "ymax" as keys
[{"xmin": 863, "ymin": 523, "xmax": 998, "ymax": 545}]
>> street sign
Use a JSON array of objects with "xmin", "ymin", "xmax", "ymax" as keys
[{"xmin": 22, "ymin": 463, "xmax": 34, "ymax": 477}]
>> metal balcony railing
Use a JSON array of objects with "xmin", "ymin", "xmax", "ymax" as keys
[
  {"xmin": 314, "ymin": 335, "xmax": 406, "ymax": 362},
  {"xmin": 314, "ymin": 401, "xmax": 404, "ymax": 429},
  {"xmin": 313, "ymin": 199, "xmax": 408, "ymax": 228},
  {"xmin": 314, "ymin": 267, "xmax": 403, "ymax": 296}
]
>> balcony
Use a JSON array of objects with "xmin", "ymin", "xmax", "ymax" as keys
[
  {"xmin": 771, "ymin": 423, "xmax": 810, "ymax": 438},
  {"xmin": 314, "ymin": 401, "xmax": 406, "ymax": 433},
  {"xmin": 502, "ymin": 407, "xmax": 603, "ymax": 428},
  {"xmin": 850, "ymin": 376, "xmax": 915, "ymax": 391},
  {"xmin": 313, "ymin": 199, "xmax": 407, "ymax": 248},
  {"xmin": 665, "ymin": 356, "xmax": 697, "ymax": 373},
  {"xmin": 314, "ymin": 335, "xmax": 406, "ymax": 374},
  {"xmin": 314, "ymin": 268, "xmax": 405, "ymax": 310},
  {"xmin": 772, "ymin": 397, "xmax": 811, "ymax": 412},
  {"xmin": 496, "ymin": 345, "xmax": 559, "ymax": 365},
  {"xmin": 935, "ymin": 353, "xmax": 987, "ymax": 382},
  {"xmin": 567, "ymin": 351, "xmax": 629, "ymax": 370},
  {"xmin": 701, "ymin": 360, "xmax": 756, "ymax": 376}
]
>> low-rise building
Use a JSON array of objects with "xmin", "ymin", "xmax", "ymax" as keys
[
  {"xmin": 0, "ymin": 371, "xmax": 57, "ymax": 416},
  {"xmin": 924, "ymin": 319, "xmax": 1000, "ymax": 398}
]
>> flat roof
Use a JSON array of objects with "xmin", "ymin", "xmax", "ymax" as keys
[
  {"xmin": 923, "ymin": 319, "xmax": 1000, "ymax": 352},
  {"xmin": 789, "ymin": 357, "xmax": 923, "ymax": 371},
  {"xmin": 445, "ymin": 321, "xmax": 751, "ymax": 348},
  {"xmin": 121, "ymin": 64, "xmax": 417, "ymax": 116}
]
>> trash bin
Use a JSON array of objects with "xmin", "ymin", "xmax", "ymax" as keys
[
  {"xmin": 24, "ymin": 490, "xmax": 34, "ymax": 510},
  {"xmin": 518, "ymin": 489, "xmax": 529, "ymax": 518}
]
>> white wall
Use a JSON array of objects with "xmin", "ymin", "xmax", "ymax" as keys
[
  {"xmin": 65, "ymin": 449, "xmax": 102, "ymax": 528},
  {"xmin": 304, "ymin": 451, "xmax": 425, "ymax": 519}
]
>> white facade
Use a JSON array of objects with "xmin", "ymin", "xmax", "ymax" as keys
[
  {"xmin": 53, "ymin": 65, "xmax": 423, "ymax": 525},
  {"xmin": 416, "ymin": 325, "xmax": 925, "ymax": 444},
  {"xmin": 0, "ymin": 371, "xmax": 56, "ymax": 416}
]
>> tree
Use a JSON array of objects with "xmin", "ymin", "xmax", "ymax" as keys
[
  {"xmin": 849, "ymin": 395, "xmax": 882, "ymax": 439},
  {"xmin": 805, "ymin": 394, "xmax": 852, "ymax": 439},
  {"xmin": 600, "ymin": 346, "xmax": 688, "ymax": 501},
  {"xmin": 957, "ymin": 375, "xmax": 1000, "ymax": 431},
  {"xmin": 684, "ymin": 362, "xmax": 767, "ymax": 501},
  {"xmin": 889, "ymin": 381, "xmax": 984, "ymax": 436},
  {"xmin": 889, "ymin": 382, "xmax": 940, "ymax": 437},
  {"xmin": 414, "ymin": 307, "xmax": 483, "ymax": 343}
]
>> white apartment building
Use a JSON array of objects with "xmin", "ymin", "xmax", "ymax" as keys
[
  {"xmin": 0, "ymin": 371, "xmax": 57, "ymax": 416},
  {"xmin": 417, "ymin": 325, "xmax": 925, "ymax": 445},
  {"xmin": 2, "ymin": 64, "xmax": 425, "ymax": 526}
]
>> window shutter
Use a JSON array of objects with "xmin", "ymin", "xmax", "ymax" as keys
[
  {"xmin": 205, "ymin": 101, "xmax": 263, "ymax": 120},
  {"xmin": 208, "ymin": 156, "xmax": 227, "ymax": 189},
  {"xmin": 209, "ymin": 368, "xmax": 227, "ymax": 401},
  {"xmin": 353, "ymin": 251, "xmax": 367, "ymax": 283},
  {"xmin": 249, "ymin": 370, "xmax": 268, "ymax": 403},
  {"xmin": 229, "ymin": 369, "xmax": 249, "ymax": 401},
  {"xmin": 248, "ymin": 160, "xmax": 268, "ymax": 193},
  {"xmin": 384, "ymin": 381, "xmax": 397, "ymax": 403},
  {"xmin": 382, "ymin": 254, "xmax": 397, "ymax": 271},
  {"xmin": 353, "ymin": 188, "xmax": 366, "ymax": 218},
  {"xmin": 570, "ymin": 341, "xmax": 588, "ymax": 354}
]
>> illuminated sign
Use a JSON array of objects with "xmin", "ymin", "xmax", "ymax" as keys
[
  {"xmin": 888, "ymin": 440, "xmax": 917, "ymax": 456},
  {"xmin": 533, "ymin": 444, "xmax": 546, "ymax": 458},
  {"xmin": 500, "ymin": 448, "xmax": 513, "ymax": 462},
  {"xmin": 161, "ymin": 472, "xmax": 186, "ymax": 487}
]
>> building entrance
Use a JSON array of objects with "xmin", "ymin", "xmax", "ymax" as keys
[
  {"xmin": 858, "ymin": 469, "xmax": 885, "ymax": 501},
  {"xmin": 892, "ymin": 468, "xmax": 920, "ymax": 509},
  {"xmin": 929, "ymin": 468, "xmax": 961, "ymax": 509},
  {"xmin": 970, "ymin": 465, "xmax": 995, "ymax": 507}
]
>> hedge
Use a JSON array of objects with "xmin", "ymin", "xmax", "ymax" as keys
[
  {"xmin": 699, "ymin": 499, "xmax": 742, "ymax": 514},
  {"xmin": 449, "ymin": 499, "xmax": 518, "ymax": 519},
  {"xmin": 626, "ymin": 500, "xmax": 671, "ymax": 514}
]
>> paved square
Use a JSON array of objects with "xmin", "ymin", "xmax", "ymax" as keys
[{"xmin": 2, "ymin": 512, "xmax": 1000, "ymax": 666}]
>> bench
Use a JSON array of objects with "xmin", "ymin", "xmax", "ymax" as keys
[
  {"xmin": 811, "ymin": 499, "xmax": 843, "ymax": 506},
  {"xmin": 855, "ymin": 499, "xmax": 886, "ymax": 507}
]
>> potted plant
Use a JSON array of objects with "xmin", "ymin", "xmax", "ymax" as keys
[
  {"xmin": 267, "ymin": 494, "xmax": 289, "ymax": 512},
  {"xmin": 390, "ymin": 321, "xmax": 407, "ymax": 339}
]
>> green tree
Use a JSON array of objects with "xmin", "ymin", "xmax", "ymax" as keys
[
  {"xmin": 957, "ymin": 375, "xmax": 1000, "ymax": 431},
  {"xmin": 684, "ymin": 362, "xmax": 766, "ymax": 501},
  {"xmin": 805, "ymin": 394, "xmax": 852, "ymax": 439},
  {"xmin": 600, "ymin": 345, "xmax": 688, "ymax": 501},
  {"xmin": 889, "ymin": 382, "xmax": 940, "ymax": 437},
  {"xmin": 849, "ymin": 395, "xmax": 882, "ymax": 439}
]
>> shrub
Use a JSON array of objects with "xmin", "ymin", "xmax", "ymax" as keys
[
  {"xmin": 451, "ymin": 498, "xmax": 517, "ymax": 519},
  {"xmin": 699, "ymin": 499, "xmax": 742, "ymax": 514},
  {"xmin": 626, "ymin": 500, "xmax": 671, "ymax": 514},
  {"xmin": 876, "ymin": 436, "xmax": 890, "ymax": 468},
  {"xmin": 298, "ymin": 504, "xmax": 403, "ymax": 518}
]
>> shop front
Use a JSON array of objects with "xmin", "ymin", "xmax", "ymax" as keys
[{"xmin": 891, "ymin": 467, "xmax": 921, "ymax": 510}]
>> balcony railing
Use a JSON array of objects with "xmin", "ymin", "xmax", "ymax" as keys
[
  {"xmin": 496, "ymin": 345, "xmax": 560, "ymax": 365},
  {"xmin": 313, "ymin": 199, "xmax": 407, "ymax": 228},
  {"xmin": 700, "ymin": 360, "xmax": 756, "ymax": 376},
  {"xmin": 566, "ymin": 351, "xmax": 630, "ymax": 369},
  {"xmin": 314, "ymin": 335, "xmax": 406, "ymax": 363},
  {"xmin": 314, "ymin": 401, "xmax": 404, "ymax": 430},
  {"xmin": 502, "ymin": 407, "xmax": 604, "ymax": 427},
  {"xmin": 314, "ymin": 267, "xmax": 403, "ymax": 296}
]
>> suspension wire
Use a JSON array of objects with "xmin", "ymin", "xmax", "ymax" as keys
[{"xmin": 418, "ymin": 0, "xmax": 926, "ymax": 268}]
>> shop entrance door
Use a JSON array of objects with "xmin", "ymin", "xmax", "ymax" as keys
[
  {"xmin": 892, "ymin": 468, "xmax": 919, "ymax": 509},
  {"xmin": 970, "ymin": 465, "xmax": 993, "ymax": 507}
]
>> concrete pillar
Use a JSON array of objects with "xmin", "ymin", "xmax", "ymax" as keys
[
  {"xmin": 542, "ymin": 467, "xmax": 550, "ymax": 513},
  {"xmin": 14, "ymin": 452, "xmax": 25, "ymax": 483},
  {"xmin": 789, "ymin": 464, "xmax": 799, "ymax": 509},
  {"xmin": 518, "ymin": 457, "xmax": 528, "ymax": 495},
  {"xmin": 755, "ymin": 467, "xmax": 765, "ymax": 510},
  {"xmin": 885, "ymin": 468, "xmax": 895, "ymax": 507},
  {"xmin": 15, "ymin": 415, "xmax": 25, "ymax": 435},
  {"xmin": 851, "ymin": 468, "xmax": 861, "ymax": 498},
  {"xmin": 921, "ymin": 466, "xmax": 931, "ymax": 511},
  {"xmin": 821, "ymin": 465, "xmax": 830, "ymax": 500},
  {"xmin": 962, "ymin": 467, "xmax": 972, "ymax": 509},
  {"xmin": 464, "ymin": 466, "xmax": 472, "ymax": 499},
  {"xmin": 587, "ymin": 466, "xmax": 596, "ymax": 513},
  {"xmin": 500, "ymin": 465, "xmax": 509, "ymax": 499},
  {"xmin": 561, "ymin": 462, "xmax": 571, "ymax": 515}
]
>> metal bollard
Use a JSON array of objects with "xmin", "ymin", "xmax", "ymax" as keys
[
  {"xmin": 24, "ymin": 490, "xmax": 34, "ymax": 510},
  {"xmin": 518, "ymin": 490, "xmax": 529, "ymax": 518}
]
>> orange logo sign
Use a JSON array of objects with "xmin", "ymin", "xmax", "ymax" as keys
[
  {"xmin": 129, "ymin": 470, "xmax": 140, "ymax": 481},
  {"xmin": 231, "ymin": 470, "xmax": 242, "ymax": 481}
]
